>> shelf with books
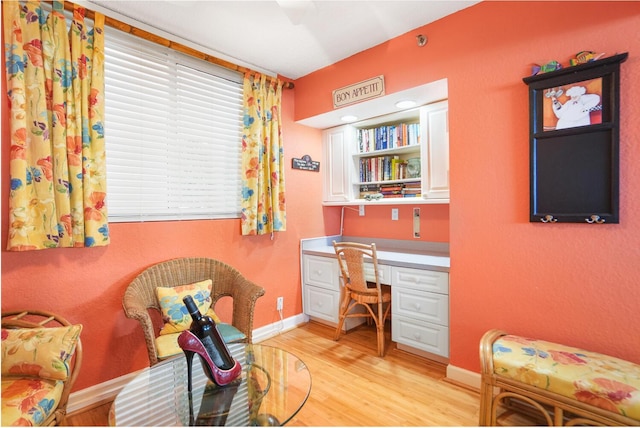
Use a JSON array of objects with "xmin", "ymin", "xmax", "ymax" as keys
[
  {"xmin": 322, "ymin": 101, "xmax": 449, "ymax": 205},
  {"xmin": 356, "ymin": 153, "xmax": 420, "ymax": 183},
  {"xmin": 356, "ymin": 121, "xmax": 421, "ymax": 153},
  {"xmin": 359, "ymin": 181, "xmax": 422, "ymax": 200}
]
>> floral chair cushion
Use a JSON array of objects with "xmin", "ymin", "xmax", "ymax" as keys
[
  {"xmin": 493, "ymin": 335, "xmax": 640, "ymax": 420},
  {"xmin": 1, "ymin": 325, "xmax": 82, "ymax": 381},
  {"xmin": 156, "ymin": 279, "xmax": 222, "ymax": 335},
  {"xmin": 156, "ymin": 323, "xmax": 247, "ymax": 359},
  {"xmin": 155, "ymin": 323, "xmax": 246, "ymax": 359},
  {"xmin": 1, "ymin": 377, "xmax": 64, "ymax": 426}
]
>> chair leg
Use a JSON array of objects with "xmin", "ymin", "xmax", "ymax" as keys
[
  {"xmin": 334, "ymin": 291, "xmax": 350, "ymax": 341},
  {"xmin": 376, "ymin": 301, "xmax": 386, "ymax": 357}
]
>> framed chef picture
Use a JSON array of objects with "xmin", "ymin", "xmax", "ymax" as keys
[{"xmin": 541, "ymin": 77, "xmax": 603, "ymax": 132}]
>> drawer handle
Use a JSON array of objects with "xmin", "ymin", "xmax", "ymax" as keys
[
  {"xmin": 414, "ymin": 303, "xmax": 421, "ymax": 311},
  {"xmin": 314, "ymin": 270, "xmax": 323, "ymax": 276},
  {"xmin": 316, "ymin": 301, "xmax": 323, "ymax": 307},
  {"xmin": 413, "ymin": 332, "xmax": 421, "ymax": 340}
]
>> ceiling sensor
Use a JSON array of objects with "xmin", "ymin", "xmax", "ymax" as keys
[{"xmin": 416, "ymin": 35, "xmax": 428, "ymax": 47}]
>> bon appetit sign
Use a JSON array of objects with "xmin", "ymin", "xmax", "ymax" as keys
[{"xmin": 332, "ymin": 75, "xmax": 385, "ymax": 109}]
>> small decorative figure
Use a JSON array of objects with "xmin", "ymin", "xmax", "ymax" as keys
[
  {"xmin": 550, "ymin": 85, "xmax": 601, "ymax": 129},
  {"xmin": 569, "ymin": 51, "xmax": 605, "ymax": 66},
  {"xmin": 532, "ymin": 60, "xmax": 562, "ymax": 75}
]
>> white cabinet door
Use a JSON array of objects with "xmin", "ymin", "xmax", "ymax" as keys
[
  {"xmin": 392, "ymin": 286, "xmax": 449, "ymax": 326},
  {"xmin": 392, "ymin": 266, "xmax": 448, "ymax": 294},
  {"xmin": 362, "ymin": 262, "xmax": 392, "ymax": 285},
  {"xmin": 322, "ymin": 125, "xmax": 355, "ymax": 202},
  {"xmin": 392, "ymin": 315, "xmax": 450, "ymax": 357},
  {"xmin": 304, "ymin": 285, "xmax": 340, "ymax": 322},
  {"xmin": 390, "ymin": 266, "xmax": 450, "ymax": 358},
  {"xmin": 303, "ymin": 255, "xmax": 339, "ymax": 291},
  {"xmin": 420, "ymin": 101, "xmax": 449, "ymax": 199},
  {"xmin": 302, "ymin": 254, "xmax": 367, "ymax": 330}
]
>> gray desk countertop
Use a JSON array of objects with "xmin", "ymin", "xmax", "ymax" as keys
[{"xmin": 300, "ymin": 235, "xmax": 450, "ymax": 272}]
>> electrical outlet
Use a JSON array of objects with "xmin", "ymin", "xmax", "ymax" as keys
[
  {"xmin": 413, "ymin": 207, "xmax": 421, "ymax": 238},
  {"xmin": 276, "ymin": 297, "xmax": 284, "ymax": 311},
  {"xmin": 359, "ymin": 205, "xmax": 365, "ymax": 216},
  {"xmin": 391, "ymin": 208, "xmax": 399, "ymax": 221}
]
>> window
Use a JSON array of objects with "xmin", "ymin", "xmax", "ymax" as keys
[{"xmin": 104, "ymin": 27, "xmax": 244, "ymax": 222}]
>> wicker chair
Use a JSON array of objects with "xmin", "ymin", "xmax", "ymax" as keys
[
  {"xmin": 123, "ymin": 257, "xmax": 265, "ymax": 366},
  {"xmin": 333, "ymin": 241, "xmax": 391, "ymax": 357},
  {"xmin": 1, "ymin": 310, "xmax": 83, "ymax": 426}
]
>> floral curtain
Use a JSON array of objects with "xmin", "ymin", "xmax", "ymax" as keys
[
  {"xmin": 241, "ymin": 73, "xmax": 286, "ymax": 236},
  {"xmin": 3, "ymin": 1, "xmax": 109, "ymax": 251}
]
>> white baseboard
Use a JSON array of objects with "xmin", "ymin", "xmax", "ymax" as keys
[
  {"xmin": 67, "ymin": 314, "xmax": 308, "ymax": 414},
  {"xmin": 446, "ymin": 363, "xmax": 481, "ymax": 390},
  {"xmin": 67, "ymin": 368, "xmax": 142, "ymax": 414},
  {"xmin": 252, "ymin": 313, "xmax": 308, "ymax": 343}
]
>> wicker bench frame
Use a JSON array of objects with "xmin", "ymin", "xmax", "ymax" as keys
[{"xmin": 479, "ymin": 329, "xmax": 639, "ymax": 426}]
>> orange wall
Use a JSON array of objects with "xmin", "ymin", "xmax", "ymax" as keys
[
  {"xmin": 341, "ymin": 205, "xmax": 449, "ymax": 242},
  {"xmin": 296, "ymin": 1, "xmax": 640, "ymax": 371}
]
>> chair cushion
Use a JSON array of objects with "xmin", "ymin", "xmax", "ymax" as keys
[
  {"xmin": 493, "ymin": 335, "xmax": 640, "ymax": 420},
  {"xmin": 156, "ymin": 279, "xmax": 222, "ymax": 335},
  {"xmin": 155, "ymin": 323, "xmax": 246, "ymax": 359},
  {"xmin": 1, "ymin": 325, "xmax": 82, "ymax": 381},
  {"xmin": 1, "ymin": 377, "xmax": 64, "ymax": 426}
]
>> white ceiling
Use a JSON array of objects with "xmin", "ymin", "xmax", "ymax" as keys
[{"xmin": 86, "ymin": 0, "xmax": 478, "ymax": 80}]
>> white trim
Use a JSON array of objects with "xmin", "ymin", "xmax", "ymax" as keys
[
  {"xmin": 67, "ymin": 368, "xmax": 143, "ymax": 414},
  {"xmin": 446, "ymin": 363, "xmax": 481, "ymax": 390},
  {"xmin": 252, "ymin": 313, "xmax": 308, "ymax": 343},
  {"xmin": 67, "ymin": 314, "xmax": 308, "ymax": 413}
]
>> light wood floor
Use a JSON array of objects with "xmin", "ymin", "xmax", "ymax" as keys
[{"xmin": 64, "ymin": 321, "xmax": 534, "ymax": 426}]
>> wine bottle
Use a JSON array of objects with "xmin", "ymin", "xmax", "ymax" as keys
[{"xmin": 183, "ymin": 295, "xmax": 235, "ymax": 370}]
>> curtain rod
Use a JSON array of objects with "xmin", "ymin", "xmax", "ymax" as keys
[{"xmin": 61, "ymin": 1, "xmax": 294, "ymax": 89}]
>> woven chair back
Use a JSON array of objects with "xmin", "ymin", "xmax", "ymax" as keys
[{"xmin": 333, "ymin": 242, "xmax": 380, "ymax": 295}]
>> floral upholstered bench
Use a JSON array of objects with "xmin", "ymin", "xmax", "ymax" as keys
[{"xmin": 479, "ymin": 329, "xmax": 640, "ymax": 426}]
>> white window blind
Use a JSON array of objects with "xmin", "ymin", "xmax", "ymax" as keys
[{"xmin": 104, "ymin": 27, "xmax": 243, "ymax": 222}]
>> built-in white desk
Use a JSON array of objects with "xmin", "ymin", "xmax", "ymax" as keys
[{"xmin": 300, "ymin": 236, "xmax": 451, "ymax": 360}]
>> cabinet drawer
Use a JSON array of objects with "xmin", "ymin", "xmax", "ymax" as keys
[
  {"xmin": 303, "ymin": 285, "xmax": 339, "ymax": 322},
  {"xmin": 391, "ymin": 315, "xmax": 449, "ymax": 357},
  {"xmin": 363, "ymin": 262, "xmax": 391, "ymax": 285},
  {"xmin": 391, "ymin": 266, "xmax": 448, "ymax": 294},
  {"xmin": 392, "ymin": 286, "xmax": 449, "ymax": 326},
  {"xmin": 303, "ymin": 255, "xmax": 339, "ymax": 291}
]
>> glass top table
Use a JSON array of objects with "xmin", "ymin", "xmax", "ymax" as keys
[{"xmin": 109, "ymin": 343, "xmax": 311, "ymax": 426}]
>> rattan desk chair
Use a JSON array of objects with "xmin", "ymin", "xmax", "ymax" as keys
[{"xmin": 332, "ymin": 241, "xmax": 391, "ymax": 357}]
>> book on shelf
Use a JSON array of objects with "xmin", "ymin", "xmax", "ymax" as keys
[
  {"xmin": 357, "ymin": 181, "xmax": 423, "ymax": 199},
  {"xmin": 359, "ymin": 156, "xmax": 414, "ymax": 182},
  {"xmin": 357, "ymin": 121, "xmax": 420, "ymax": 153},
  {"xmin": 359, "ymin": 184, "xmax": 381, "ymax": 192}
]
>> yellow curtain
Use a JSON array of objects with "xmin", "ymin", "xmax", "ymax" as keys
[
  {"xmin": 241, "ymin": 73, "xmax": 286, "ymax": 236},
  {"xmin": 3, "ymin": 1, "xmax": 109, "ymax": 251}
]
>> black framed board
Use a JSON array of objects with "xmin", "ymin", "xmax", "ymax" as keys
[{"xmin": 523, "ymin": 52, "xmax": 628, "ymax": 224}]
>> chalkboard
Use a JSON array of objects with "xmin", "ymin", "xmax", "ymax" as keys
[{"xmin": 523, "ymin": 53, "xmax": 627, "ymax": 224}]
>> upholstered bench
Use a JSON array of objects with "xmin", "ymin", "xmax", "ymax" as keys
[{"xmin": 479, "ymin": 329, "xmax": 640, "ymax": 426}]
